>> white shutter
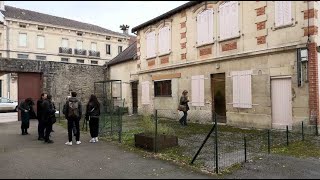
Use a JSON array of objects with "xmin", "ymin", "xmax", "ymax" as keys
[
  {"xmin": 207, "ymin": 9, "xmax": 214, "ymax": 43},
  {"xmin": 197, "ymin": 12, "xmax": 203, "ymax": 45},
  {"xmin": 232, "ymin": 70, "xmax": 252, "ymax": 108},
  {"xmin": 275, "ymin": 1, "xmax": 284, "ymax": 27},
  {"xmin": 283, "ymin": 1, "xmax": 292, "ymax": 25},
  {"xmin": 202, "ymin": 10, "xmax": 209, "ymax": 44},
  {"xmin": 91, "ymin": 43, "xmax": 97, "ymax": 51},
  {"xmin": 231, "ymin": 1, "xmax": 239, "ymax": 37},
  {"xmin": 166, "ymin": 27, "xmax": 171, "ymax": 53},
  {"xmin": 62, "ymin": 39, "xmax": 68, "ymax": 48},
  {"xmin": 141, "ymin": 81, "xmax": 150, "ymax": 105},
  {"xmin": 219, "ymin": 4, "xmax": 226, "ymax": 40},
  {"xmin": 146, "ymin": 31, "xmax": 156, "ymax": 58},
  {"xmin": 37, "ymin": 36, "xmax": 44, "ymax": 49},
  {"xmin": 19, "ymin": 33, "xmax": 27, "ymax": 47},
  {"xmin": 77, "ymin": 40, "xmax": 83, "ymax": 49},
  {"xmin": 199, "ymin": 75, "xmax": 205, "ymax": 106},
  {"xmin": 192, "ymin": 76, "xmax": 200, "ymax": 106},
  {"xmin": 158, "ymin": 26, "xmax": 170, "ymax": 55}
]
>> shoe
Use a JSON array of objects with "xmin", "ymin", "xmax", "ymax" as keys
[
  {"xmin": 38, "ymin": 137, "xmax": 45, "ymax": 141},
  {"xmin": 22, "ymin": 132, "xmax": 26, "ymax": 135},
  {"xmin": 45, "ymin": 140, "xmax": 54, "ymax": 144},
  {"xmin": 95, "ymin": 137, "xmax": 99, "ymax": 142},
  {"xmin": 51, "ymin": 130, "xmax": 54, "ymax": 132},
  {"xmin": 25, "ymin": 132, "xmax": 29, "ymax": 135},
  {"xmin": 76, "ymin": 141, "xmax": 81, "ymax": 145},
  {"xmin": 65, "ymin": 141, "xmax": 72, "ymax": 146},
  {"xmin": 89, "ymin": 138, "xmax": 96, "ymax": 143}
]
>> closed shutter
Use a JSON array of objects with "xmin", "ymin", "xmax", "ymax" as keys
[
  {"xmin": 199, "ymin": 75, "xmax": 205, "ymax": 106},
  {"xmin": 37, "ymin": 36, "xmax": 44, "ymax": 49},
  {"xmin": 146, "ymin": 31, "xmax": 156, "ymax": 58},
  {"xmin": 207, "ymin": 9, "xmax": 214, "ymax": 44},
  {"xmin": 219, "ymin": 4, "xmax": 226, "ymax": 40},
  {"xmin": 91, "ymin": 43, "xmax": 97, "ymax": 51},
  {"xmin": 232, "ymin": 70, "xmax": 252, "ymax": 108},
  {"xmin": 19, "ymin": 33, "xmax": 27, "ymax": 47},
  {"xmin": 197, "ymin": 12, "xmax": 204, "ymax": 45},
  {"xmin": 230, "ymin": 1, "xmax": 239, "ymax": 37},
  {"xmin": 158, "ymin": 26, "xmax": 170, "ymax": 55},
  {"xmin": 62, "ymin": 39, "xmax": 68, "ymax": 48},
  {"xmin": 202, "ymin": 10, "xmax": 209, "ymax": 44},
  {"xmin": 191, "ymin": 75, "xmax": 205, "ymax": 106},
  {"xmin": 141, "ymin": 81, "xmax": 150, "ymax": 105},
  {"xmin": 275, "ymin": 1, "xmax": 284, "ymax": 27},
  {"xmin": 283, "ymin": 1, "xmax": 292, "ymax": 25}
]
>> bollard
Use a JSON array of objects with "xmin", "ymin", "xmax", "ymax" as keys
[
  {"xmin": 244, "ymin": 136, "xmax": 247, "ymax": 162},
  {"xmin": 154, "ymin": 110, "xmax": 158, "ymax": 153},
  {"xmin": 302, "ymin": 121, "xmax": 304, "ymax": 141},
  {"xmin": 267, "ymin": 130, "xmax": 271, "ymax": 154},
  {"xmin": 286, "ymin": 125, "xmax": 289, "ymax": 146}
]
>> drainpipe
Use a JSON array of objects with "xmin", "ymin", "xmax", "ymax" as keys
[{"xmin": 4, "ymin": 20, "xmax": 10, "ymax": 98}]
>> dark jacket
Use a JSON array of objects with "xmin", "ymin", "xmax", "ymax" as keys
[
  {"xmin": 41, "ymin": 99, "xmax": 56, "ymax": 123},
  {"xmin": 19, "ymin": 101, "xmax": 31, "ymax": 123},
  {"xmin": 63, "ymin": 97, "xmax": 82, "ymax": 119},
  {"xmin": 179, "ymin": 95, "xmax": 190, "ymax": 111},
  {"xmin": 85, "ymin": 102, "xmax": 100, "ymax": 120},
  {"xmin": 48, "ymin": 101, "xmax": 56, "ymax": 123},
  {"xmin": 37, "ymin": 99, "xmax": 43, "ymax": 121}
]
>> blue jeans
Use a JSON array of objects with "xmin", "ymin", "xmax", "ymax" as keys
[{"xmin": 179, "ymin": 111, "xmax": 188, "ymax": 126}]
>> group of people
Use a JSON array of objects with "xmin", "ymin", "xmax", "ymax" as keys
[{"xmin": 18, "ymin": 91, "xmax": 101, "ymax": 146}]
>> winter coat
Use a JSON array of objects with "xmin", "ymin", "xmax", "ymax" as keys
[{"xmin": 85, "ymin": 102, "xmax": 100, "ymax": 120}]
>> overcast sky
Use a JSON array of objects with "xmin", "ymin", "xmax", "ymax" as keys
[{"xmin": 5, "ymin": 1, "xmax": 189, "ymax": 35}]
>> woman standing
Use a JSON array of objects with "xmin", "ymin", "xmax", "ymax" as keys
[
  {"xmin": 85, "ymin": 95, "xmax": 101, "ymax": 143},
  {"xmin": 178, "ymin": 90, "xmax": 190, "ymax": 126},
  {"xmin": 19, "ymin": 98, "xmax": 34, "ymax": 135}
]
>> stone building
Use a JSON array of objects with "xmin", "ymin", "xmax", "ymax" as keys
[
  {"xmin": 0, "ymin": 1, "xmax": 133, "ymax": 101},
  {"xmin": 109, "ymin": 1, "xmax": 320, "ymax": 130}
]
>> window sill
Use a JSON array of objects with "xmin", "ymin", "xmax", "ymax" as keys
[
  {"xmin": 196, "ymin": 41, "xmax": 215, "ymax": 48},
  {"xmin": 146, "ymin": 56, "xmax": 157, "ymax": 60},
  {"xmin": 218, "ymin": 35, "xmax": 241, "ymax": 43},
  {"xmin": 154, "ymin": 96, "xmax": 172, "ymax": 98},
  {"xmin": 158, "ymin": 52, "xmax": 171, "ymax": 57},
  {"xmin": 272, "ymin": 23, "xmax": 294, "ymax": 31}
]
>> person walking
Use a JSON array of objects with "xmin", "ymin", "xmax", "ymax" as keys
[
  {"xmin": 18, "ymin": 98, "xmax": 34, "ymax": 135},
  {"xmin": 37, "ymin": 93, "xmax": 46, "ymax": 141},
  {"xmin": 178, "ymin": 90, "xmax": 190, "ymax": 126},
  {"xmin": 85, "ymin": 95, "xmax": 101, "ymax": 143},
  {"xmin": 63, "ymin": 92, "xmax": 82, "ymax": 146},
  {"xmin": 42, "ymin": 95, "xmax": 56, "ymax": 143}
]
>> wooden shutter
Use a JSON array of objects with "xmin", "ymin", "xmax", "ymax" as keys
[
  {"xmin": 37, "ymin": 36, "xmax": 44, "ymax": 49},
  {"xmin": 219, "ymin": 3, "xmax": 226, "ymax": 40},
  {"xmin": 275, "ymin": 1, "xmax": 284, "ymax": 27},
  {"xmin": 158, "ymin": 26, "xmax": 170, "ymax": 55},
  {"xmin": 207, "ymin": 9, "xmax": 214, "ymax": 44},
  {"xmin": 191, "ymin": 75, "xmax": 205, "ymax": 106},
  {"xmin": 197, "ymin": 12, "xmax": 204, "ymax": 45},
  {"xmin": 232, "ymin": 70, "xmax": 252, "ymax": 108},
  {"xmin": 283, "ymin": 1, "xmax": 292, "ymax": 25},
  {"xmin": 232, "ymin": 71, "xmax": 240, "ymax": 107},
  {"xmin": 147, "ymin": 31, "xmax": 156, "ymax": 58},
  {"xmin": 199, "ymin": 75, "xmax": 205, "ymax": 106},
  {"xmin": 230, "ymin": 1, "xmax": 239, "ymax": 37},
  {"xmin": 141, "ymin": 81, "xmax": 150, "ymax": 105}
]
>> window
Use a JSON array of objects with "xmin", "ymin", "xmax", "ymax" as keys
[
  {"xmin": 76, "ymin": 59, "xmax": 84, "ymax": 63},
  {"xmin": 232, "ymin": 70, "xmax": 252, "ymax": 108},
  {"xmin": 106, "ymin": 36, "xmax": 111, "ymax": 40},
  {"xmin": 17, "ymin": 54, "xmax": 29, "ymax": 59},
  {"xmin": 118, "ymin": 39, "xmax": 122, "ymax": 42},
  {"xmin": 19, "ymin": 33, "xmax": 27, "ymax": 47},
  {"xmin": 275, "ymin": 1, "xmax": 292, "ymax": 27},
  {"xmin": 191, "ymin": 75, "xmax": 205, "ymax": 106},
  {"xmin": 37, "ymin": 35, "xmax": 45, "ymax": 49},
  {"xmin": 61, "ymin": 58, "xmax": 69, "ymax": 62},
  {"xmin": 91, "ymin": 42, "xmax": 97, "ymax": 51},
  {"xmin": 62, "ymin": 38, "xmax": 68, "ymax": 48},
  {"xmin": 36, "ymin": 55, "xmax": 46, "ymax": 60},
  {"xmin": 154, "ymin": 80, "xmax": 172, "ymax": 97},
  {"xmin": 197, "ymin": 9, "xmax": 213, "ymax": 46},
  {"xmin": 38, "ymin": 26, "xmax": 44, "ymax": 31},
  {"xmin": 77, "ymin": 32, "xmax": 83, "ymax": 36},
  {"xmin": 141, "ymin": 81, "xmax": 150, "ymax": 104},
  {"xmin": 158, "ymin": 26, "xmax": 171, "ymax": 55},
  {"xmin": 91, "ymin": 60, "xmax": 98, "ymax": 65},
  {"xmin": 146, "ymin": 31, "xmax": 156, "ymax": 58},
  {"xmin": 219, "ymin": 1, "xmax": 239, "ymax": 40},
  {"xmin": 19, "ymin": 24, "xmax": 26, "ymax": 28},
  {"xmin": 118, "ymin": 46, "xmax": 123, "ymax": 54},
  {"xmin": 106, "ymin": 44, "xmax": 111, "ymax": 55},
  {"xmin": 77, "ymin": 40, "xmax": 83, "ymax": 49}
]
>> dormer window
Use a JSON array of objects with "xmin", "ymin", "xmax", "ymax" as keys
[
  {"xmin": 118, "ymin": 39, "xmax": 122, "ymax": 42},
  {"xmin": 19, "ymin": 23, "xmax": 26, "ymax": 28},
  {"xmin": 106, "ymin": 36, "xmax": 111, "ymax": 40},
  {"xmin": 38, "ymin": 26, "xmax": 44, "ymax": 31},
  {"xmin": 77, "ymin": 32, "xmax": 83, "ymax": 36}
]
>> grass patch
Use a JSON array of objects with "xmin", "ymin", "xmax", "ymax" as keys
[{"xmin": 271, "ymin": 140, "xmax": 320, "ymax": 158}]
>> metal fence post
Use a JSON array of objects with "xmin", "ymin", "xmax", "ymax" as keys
[
  {"xmin": 302, "ymin": 121, "xmax": 304, "ymax": 141},
  {"xmin": 244, "ymin": 136, "xmax": 247, "ymax": 162},
  {"xmin": 214, "ymin": 113, "xmax": 218, "ymax": 174},
  {"xmin": 267, "ymin": 130, "xmax": 271, "ymax": 154},
  {"xmin": 286, "ymin": 125, "xmax": 289, "ymax": 146},
  {"xmin": 118, "ymin": 107, "xmax": 122, "ymax": 143},
  {"xmin": 316, "ymin": 117, "xmax": 319, "ymax": 136},
  {"xmin": 154, "ymin": 110, "xmax": 158, "ymax": 153}
]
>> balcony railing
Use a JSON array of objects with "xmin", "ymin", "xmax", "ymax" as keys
[
  {"xmin": 89, "ymin": 50, "xmax": 100, "ymax": 58},
  {"xmin": 59, "ymin": 47, "xmax": 72, "ymax": 54},
  {"xmin": 74, "ymin": 49, "xmax": 87, "ymax": 56}
]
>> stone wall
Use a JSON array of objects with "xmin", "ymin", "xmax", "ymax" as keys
[{"xmin": 0, "ymin": 58, "xmax": 107, "ymax": 104}]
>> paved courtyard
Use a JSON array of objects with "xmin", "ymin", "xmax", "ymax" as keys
[
  {"xmin": 0, "ymin": 112, "xmax": 17, "ymax": 123},
  {"xmin": 0, "ymin": 120, "xmax": 212, "ymax": 179}
]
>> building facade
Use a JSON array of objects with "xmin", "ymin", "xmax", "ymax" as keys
[
  {"xmin": 117, "ymin": 1, "xmax": 320, "ymax": 129},
  {"xmin": 0, "ymin": 2, "xmax": 132, "ymax": 100}
]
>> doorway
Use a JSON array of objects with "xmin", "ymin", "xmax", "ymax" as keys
[
  {"xmin": 131, "ymin": 81, "xmax": 138, "ymax": 114},
  {"xmin": 211, "ymin": 73, "xmax": 226, "ymax": 123}
]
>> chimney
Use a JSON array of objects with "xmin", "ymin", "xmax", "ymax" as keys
[
  {"xmin": 0, "ymin": 1, "xmax": 5, "ymax": 11},
  {"xmin": 120, "ymin": 24, "xmax": 129, "ymax": 35}
]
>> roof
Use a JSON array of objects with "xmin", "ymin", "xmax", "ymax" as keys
[
  {"xmin": 131, "ymin": 1, "xmax": 203, "ymax": 33},
  {"xmin": 108, "ymin": 41, "xmax": 137, "ymax": 66},
  {"xmin": 2, "ymin": 5, "xmax": 127, "ymax": 37},
  {"xmin": 128, "ymin": 35, "xmax": 136, "ymax": 45}
]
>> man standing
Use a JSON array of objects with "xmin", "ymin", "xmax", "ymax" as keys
[
  {"xmin": 64, "ymin": 92, "xmax": 82, "ymax": 146},
  {"xmin": 37, "ymin": 93, "xmax": 47, "ymax": 141},
  {"xmin": 42, "ymin": 95, "xmax": 55, "ymax": 144}
]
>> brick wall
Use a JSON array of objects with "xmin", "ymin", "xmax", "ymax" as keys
[{"xmin": 222, "ymin": 41, "xmax": 237, "ymax": 51}]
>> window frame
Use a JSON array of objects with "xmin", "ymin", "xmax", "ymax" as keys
[
  {"xmin": 62, "ymin": 38, "xmax": 69, "ymax": 48},
  {"xmin": 37, "ymin": 35, "xmax": 45, "ymax": 49},
  {"xmin": 91, "ymin": 60, "xmax": 98, "ymax": 65},
  {"xmin": 154, "ymin": 80, "xmax": 172, "ymax": 97},
  {"xmin": 196, "ymin": 8, "xmax": 214, "ymax": 47},
  {"xmin": 158, "ymin": 26, "xmax": 171, "ymax": 56},
  {"xmin": 118, "ymin": 46, "xmax": 123, "ymax": 54},
  {"xmin": 219, "ymin": 1, "xmax": 240, "ymax": 41},
  {"xmin": 17, "ymin": 54, "xmax": 29, "ymax": 59},
  {"xmin": 76, "ymin": 59, "xmax": 85, "ymax": 63},
  {"xmin": 91, "ymin": 42, "xmax": 97, "ymax": 51},
  {"xmin": 61, "ymin": 57, "xmax": 69, "ymax": 62},
  {"xmin": 18, "ymin": 33, "xmax": 27, "ymax": 47},
  {"xmin": 36, "ymin": 55, "xmax": 46, "ymax": 60},
  {"xmin": 106, "ymin": 44, "xmax": 111, "ymax": 55},
  {"xmin": 77, "ymin": 40, "xmax": 83, "ymax": 50}
]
